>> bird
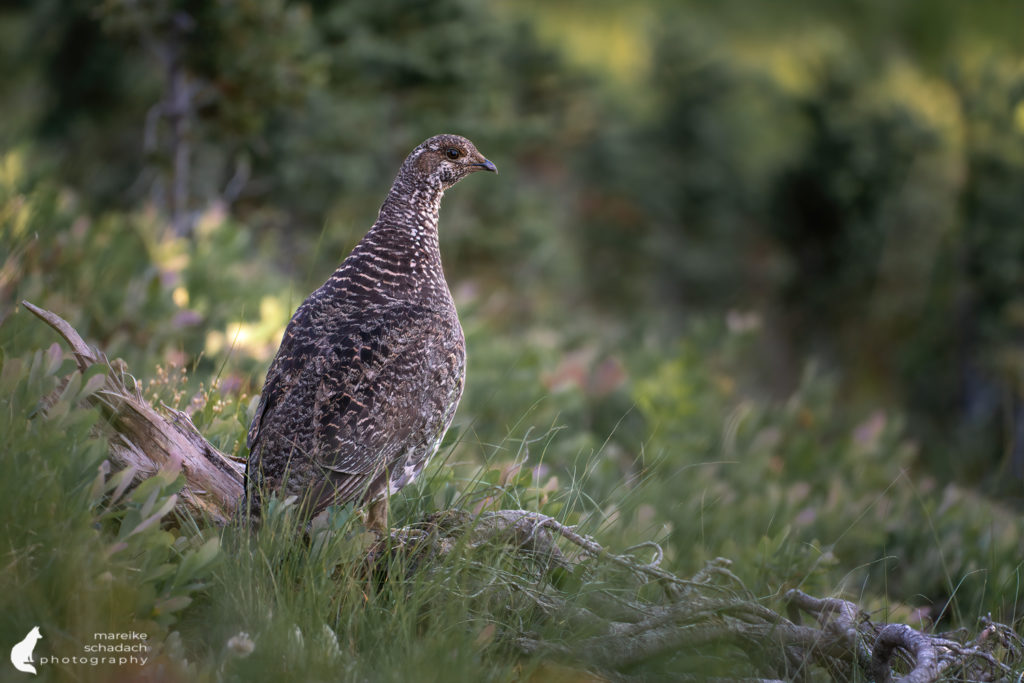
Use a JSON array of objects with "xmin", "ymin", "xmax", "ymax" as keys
[{"xmin": 246, "ymin": 134, "xmax": 497, "ymax": 529}]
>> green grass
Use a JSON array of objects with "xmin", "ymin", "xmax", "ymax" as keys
[
  {"xmin": 2, "ymin": 178, "xmax": 1023, "ymax": 680},
  {"xmin": 3, "ymin": 332, "xmax": 1022, "ymax": 680}
]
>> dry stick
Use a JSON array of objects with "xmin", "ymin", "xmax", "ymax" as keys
[
  {"xmin": 867, "ymin": 624, "xmax": 939, "ymax": 683},
  {"xmin": 485, "ymin": 509, "xmax": 727, "ymax": 596},
  {"xmin": 786, "ymin": 590, "xmax": 1018, "ymax": 680},
  {"xmin": 21, "ymin": 301, "xmax": 98, "ymax": 369}
]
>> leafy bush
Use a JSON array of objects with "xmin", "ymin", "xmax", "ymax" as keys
[
  {"xmin": 0, "ymin": 157, "xmax": 293, "ymax": 388},
  {"xmin": 0, "ymin": 345, "xmax": 221, "ymax": 678},
  {"xmin": 628, "ymin": 318, "xmax": 1024, "ymax": 623}
]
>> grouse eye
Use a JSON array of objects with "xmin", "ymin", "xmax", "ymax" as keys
[{"xmin": 445, "ymin": 148, "xmax": 461, "ymax": 160}]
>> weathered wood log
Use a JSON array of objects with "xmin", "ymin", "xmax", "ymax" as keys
[
  {"xmin": 23, "ymin": 301, "xmax": 1023, "ymax": 682},
  {"xmin": 23, "ymin": 301, "xmax": 244, "ymax": 525}
]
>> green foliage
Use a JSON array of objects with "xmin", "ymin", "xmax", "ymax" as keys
[
  {"xmin": 565, "ymin": 8, "xmax": 1024, "ymax": 481},
  {"xmin": 0, "ymin": 161, "xmax": 291, "ymax": 388},
  {"xmin": 3, "ymin": 322, "xmax": 1019, "ymax": 679},
  {"xmin": 0, "ymin": 345, "xmax": 221, "ymax": 678},
  {"xmin": 628, "ymin": 320, "xmax": 1024, "ymax": 623},
  {"xmin": 3, "ymin": 1, "xmax": 1024, "ymax": 679}
]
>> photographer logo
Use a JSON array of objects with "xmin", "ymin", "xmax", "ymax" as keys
[
  {"xmin": 10, "ymin": 627, "xmax": 149, "ymax": 675},
  {"xmin": 10, "ymin": 626, "xmax": 42, "ymax": 675}
]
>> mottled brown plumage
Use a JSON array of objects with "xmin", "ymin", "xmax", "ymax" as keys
[{"xmin": 246, "ymin": 134, "xmax": 496, "ymax": 521}]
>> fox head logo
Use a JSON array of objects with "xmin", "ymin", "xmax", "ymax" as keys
[{"xmin": 10, "ymin": 626, "xmax": 42, "ymax": 675}]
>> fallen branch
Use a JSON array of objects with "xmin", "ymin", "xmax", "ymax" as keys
[
  {"xmin": 22, "ymin": 301, "xmax": 243, "ymax": 524},
  {"xmin": 22, "ymin": 301, "xmax": 1024, "ymax": 681}
]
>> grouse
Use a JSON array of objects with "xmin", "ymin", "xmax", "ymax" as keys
[{"xmin": 246, "ymin": 134, "xmax": 497, "ymax": 527}]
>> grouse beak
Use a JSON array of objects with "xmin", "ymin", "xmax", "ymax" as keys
[{"xmin": 473, "ymin": 158, "xmax": 498, "ymax": 174}]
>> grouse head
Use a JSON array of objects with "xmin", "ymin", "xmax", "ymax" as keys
[{"xmin": 404, "ymin": 134, "xmax": 498, "ymax": 192}]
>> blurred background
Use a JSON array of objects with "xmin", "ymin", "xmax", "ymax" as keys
[{"xmin": 3, "ymin": 0, "xmax": 1024, "ymax": 622}]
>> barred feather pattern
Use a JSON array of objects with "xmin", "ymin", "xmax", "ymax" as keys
[{"xmin": 246, "ymin": 134, "xmax": 496, "ymax": 517}]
